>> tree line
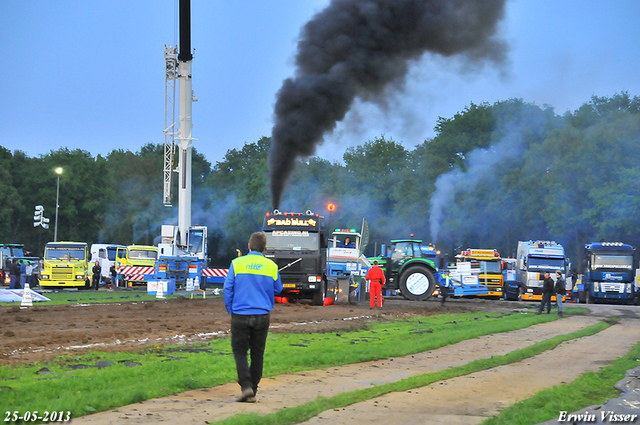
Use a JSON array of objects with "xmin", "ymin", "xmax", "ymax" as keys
[{"xmin": 2, "ymin": 93, "xmax": 639, "ymax": 269}]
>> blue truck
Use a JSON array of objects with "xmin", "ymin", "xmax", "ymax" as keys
[{"xmin": 584, "ymin": 242, "xmax": 637, "ymax": 304}]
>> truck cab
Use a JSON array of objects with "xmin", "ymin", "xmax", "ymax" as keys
[
  {"xmin": 516, "ymin": 240, "xmax": 569, "ymax": 301},
  {"xmin": 262, "ymin": 210, "xmax": 328, "ymax": 305},
  {"xmin": 584, "ymin": 242, "xmax": 637, "ymax": 304},
  {"xmin": 116, "ymin": 245, "xmax": 158, "ymax": 287},
  {"xmin": 40, "ymin": 242, "xmax": 90, "ymax": 289},
  {"xmin": 327, "ymin": 228, "xmax": 371, "ymax": 277},
  {"xmin": 455, "ymin": 249, "xmax": 504, "ymax": 297}
]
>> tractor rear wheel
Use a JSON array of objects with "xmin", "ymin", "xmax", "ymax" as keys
[{"xmin": 399, "ymin": 265, "xmax": 435, "ymax": 301}]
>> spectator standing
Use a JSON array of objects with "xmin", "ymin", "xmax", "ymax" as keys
[
  {"xmin": 536, "ymin": 272, "xmax": 554, "ymax": 314},
  {"xmin": 9, "ymin": 259, "xmax": 20, "ymax": 289},
  {"xmin": 92, "ymin": 261, "xmax": 101, "ymax": 290},
  {"xmin": 110, "ymin": 265, "xmax": 117, "ymax": 288},
  {"xmin": 20, "ymin": 260, "xmax": 27, "ymax": 288},
  {"xmin": 555, "ymin": 271, "xmax": 565, "ymax": 317},
  {"xmin": 223, "ymin": 232, "xmax": 283, "ymax": 403},
  {"xmin": 25, "ymin": 261, "xmax": 33, "ymax": 287}
]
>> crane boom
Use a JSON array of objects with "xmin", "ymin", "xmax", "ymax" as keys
[{"xmin": 163, "ymin": 46, "xmax": 177, "ymax": 207}]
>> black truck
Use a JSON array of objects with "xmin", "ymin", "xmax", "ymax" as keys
[{"xmin": 262, "ymin": 210, "xmax": 331, "ymax": 305}]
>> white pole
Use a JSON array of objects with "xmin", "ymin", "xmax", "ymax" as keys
[{"xmin": 54, "ymin": 173, "xmax": 60, "ymax": 242}]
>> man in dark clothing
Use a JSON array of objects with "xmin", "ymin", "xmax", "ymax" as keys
[
  {"xmin": 9, "ymin": 259, "xmax": 20, "ymax": 289},
  {"xmin": 224, "ymin": 232, "xmax": 283, "ymax": 403},
  {"xmin": 555, "ymin": 271, "xmax": 565, "ymax": 317},
  {"xmin": 92, "ymin": 261, "xmax": 101, "ymax": 290},
  {"xmin": 110, "ymin": 265, "xmax": 117, "ymax": 288},
  {"xmin": 440, "ymin": 270, "xmax": 453, "ymax": 306},
  {"xmin": 536, "ymin": 272, "xmax": 554, "ymax": 314},
  {"xmin": 338, "ymin": 237, "xmax": 355, "ymax": 248}
]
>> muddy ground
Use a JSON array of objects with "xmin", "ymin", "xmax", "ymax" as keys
[
  {"xmin": 0, "ymin": 292, "xmax": 514, "ymax": 366},
  {"xmin": 68, "ymin": 303, "xmax": 640, "ymax": 425}
]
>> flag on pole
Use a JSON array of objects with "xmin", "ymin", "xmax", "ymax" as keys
[{"xmin": 360, "ymin": 218, "xmax": 370, "ymax": 252}]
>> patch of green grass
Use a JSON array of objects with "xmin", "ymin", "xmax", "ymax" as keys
[
  {"xmin": 0, "ymin": 310, "xmax": 559, "ymax": 420},
  {"xmin": 213, "ymin": 320, "xmax": 611, "ymax": 425},
  {"xmin": 482, "ymin": 321, "xmax": 640, "ymax": 425}
]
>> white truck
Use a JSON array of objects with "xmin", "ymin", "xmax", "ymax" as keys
[
  {"xmin": 89, "ymin": 244, "xmax": 125, "ymax": 284},
  {"xmin": 516, "ymin": 240, "xmax": 570, "ymax": 301}
]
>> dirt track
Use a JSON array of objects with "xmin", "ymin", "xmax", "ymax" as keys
[
  {"xmin": 3, "ymin": 293, "xmax": 639, "ymax": 425},
  {"xmin": 70, "ymin": 305, "xmax": 640, "ymax": 425},
  {"xmin": 0, "ymin": 292, "xmax": 501, "ymax": 366}
]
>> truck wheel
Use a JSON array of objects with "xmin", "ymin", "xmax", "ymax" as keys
[
  {"xmin": 503, "ymin": 285, "xmax": 511, "ymax": 301},
  {"xmin": 312, "ymin": 278, "xmax": 327, "ymax": 306},
  {"xmin": 399, "ymin": 266, "xmax": 435, "ymax": 301},
  {"xmin": 84, "ymin": 278, "xmax": 91, "ymax": 290}
]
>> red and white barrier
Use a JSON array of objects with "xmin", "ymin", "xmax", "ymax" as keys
[
  {"xmin": 203, "ymin": 268, "xmax": 228, "ymax": 278},
  {"xmin": 117, "ymin": 266, "xmax": 155, "ymax": 281}
]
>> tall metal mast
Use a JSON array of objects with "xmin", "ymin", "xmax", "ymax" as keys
[
  {"xmin": 163, "ymin": 46, "xmax": 177, "ymax": 207},
  {"xmin": 176, "ymin": 0, "xmax": 194, "ymax": 248}
]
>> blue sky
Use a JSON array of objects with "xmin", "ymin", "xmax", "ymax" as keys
[{"xmin": 2, "ymin": 0, "xmax": 639, "ymax": 166}]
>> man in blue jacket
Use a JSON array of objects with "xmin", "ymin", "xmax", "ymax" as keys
[{"xmin": 224, "ymin": 231, "xmax": 283, "ymax": 403}]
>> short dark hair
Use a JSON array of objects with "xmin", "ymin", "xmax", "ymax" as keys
[
  {"xmin": 373, "ymin": 260, "xmax": 378, "ymax": 265},
  {"xmin": 249, "ymin": 232, "xmax": 267, "ymax": 252}
]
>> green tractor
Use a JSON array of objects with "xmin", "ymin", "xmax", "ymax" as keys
[{"xmin": 368, "ymin": 239, "xmax": 439, "ymax": 301}]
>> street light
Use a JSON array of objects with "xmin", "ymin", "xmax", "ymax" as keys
[{"xmin": 54, "ymin": 167, "xmax": 63, "ymax": 242}]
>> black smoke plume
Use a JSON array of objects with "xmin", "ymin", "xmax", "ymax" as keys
[{"xmin": 269, "ymin": 0, "xmax": 507, "ymax": 209}]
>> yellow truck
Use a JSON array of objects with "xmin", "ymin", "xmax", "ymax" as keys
[
  {"xmin": 115, "ymin": 245, "xmax": 158, "ymax": 287},
  {"xmin": 456, "ymin": 249, "xmax": 504, "ymax": 298},
  {"xmin": 40, "ymin": 241, "xmax": 90, "ymax": 289}
]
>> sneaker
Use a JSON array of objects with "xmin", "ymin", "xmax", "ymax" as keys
[
  {"xmin": 558, "ymin": 311, "xmax": 564, "ymax": 317},
  {"xmin": 237, "ymin": 388, "xmax": 255, "ymax": 403}
]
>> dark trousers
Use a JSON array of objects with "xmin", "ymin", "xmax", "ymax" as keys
[
  {"xmin": 92, "ymin": 275, "xmax": 100, "ymax": 290},
  {"xmin": 231, "ymin": 313, "xmax": 270, "ymax": 394},
  {"xmin": 440, "ymin": 286, "xmax": 449, "ymax": 305},
  {"xmin": 539, "ymin": 292, "xmax": 552, "ymax": 313}
]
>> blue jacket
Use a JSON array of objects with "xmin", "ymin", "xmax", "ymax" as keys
[{"xmin": 223, "ymin": 251, "xmax": 283, "ymax": 315}]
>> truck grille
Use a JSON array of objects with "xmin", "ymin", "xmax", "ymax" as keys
[
  {"xmin": 52, "ymin": 267, "xmax": 72, "ymax": 280},
  {"xmin": 276, "ymin": 258, "xmax": 303, "ymax": 273}
]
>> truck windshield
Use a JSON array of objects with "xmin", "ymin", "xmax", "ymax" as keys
[
  {"xmin": 12, "ymin": 247, "xmax": 25, "ymax": 257},
  {"xmin": 266, "ymin": 231, "xmax": 318, "ymax": 251},
  {"xmin": 129, "ymin": 250, "xmax": 157, "ymax": 259},
  {"xmin": 45, "ymin": 246, "xmax": 86, "ymax": 260},
  {"xmin": 107, "ymin": 248, "xmax": 119, "ymax": 261},
  {"xmin": 479, "ymin": 261, "xmax": 502, "ymax": 273},
  {"xmin": 591, "ymin": 254, "xmax": 633, "ymax": 270},
  {"xmin": 527, "ymin": 257, "xmax": 564, "ymax": 272},
  {"xmin": 458, "ymin": 260, "xmax": 501, "ymax": 274},
  {"xmin": 188, "ymin": 230, "xmax": 205, "ymax": 255}
]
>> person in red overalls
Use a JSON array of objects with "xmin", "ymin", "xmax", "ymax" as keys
[{"xmin": 365, "ymin": 260, "xmax": 386, "ymax": 309}]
